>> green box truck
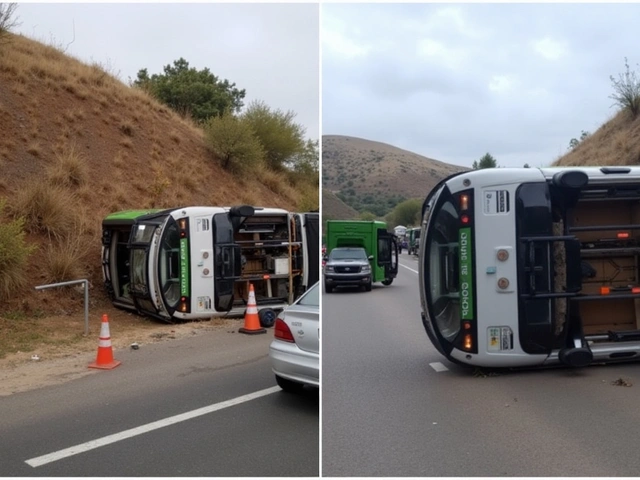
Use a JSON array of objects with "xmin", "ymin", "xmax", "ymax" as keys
[{"xmin": 324, "ymin": 220, "xmax": 399, "ymax": 291}]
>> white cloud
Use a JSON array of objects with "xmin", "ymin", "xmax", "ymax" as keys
[
  {"xmin": 488, "ymin": 75, "xmax": 515, "ymax": 93},
  {"xmin": 531, "ymin": 37, "xmax": 569, "ymax": 61},
  {"xmin": 322, "ymin": 29, "xmax": 371, "ymax": 59}
]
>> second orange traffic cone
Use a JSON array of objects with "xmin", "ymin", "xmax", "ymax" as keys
[
  {"xmin": 239, "ymin": 284, "xmax": 266, "ymax": 335},
  {"xmin": 88, "ymin": 314, "xmax": 122, "ymax": 369}
]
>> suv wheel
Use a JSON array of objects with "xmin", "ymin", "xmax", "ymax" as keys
[{"xmin": 324, "ymin": 282, "xmax": 333, "ymax": 293}]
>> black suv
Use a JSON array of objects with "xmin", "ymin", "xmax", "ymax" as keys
[{"xmin": 323, "ymin": 247, "xmax": 372, "ymax": 293}]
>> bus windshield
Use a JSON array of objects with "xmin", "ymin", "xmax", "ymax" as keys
[{"xmin": 426, "ymin": 196, "xmax": 461, "ymax": 342}]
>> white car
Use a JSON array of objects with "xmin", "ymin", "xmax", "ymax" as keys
[{"xmin": 269, "ymin": 281, "xmax": 319, "ymax": 393}]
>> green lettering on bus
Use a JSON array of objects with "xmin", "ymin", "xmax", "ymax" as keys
[
  {"xmin": 180, "ymin": 237, "xmax": 189, "ymax": 296},
  {"xmin": 459, "ymin": 227, "xmax": 474, "ymax": 320}
]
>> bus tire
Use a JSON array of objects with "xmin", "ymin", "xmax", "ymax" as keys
[
  {"xmin": 258, "ymin": 308, "xmax": 277, "ymax": 328},
  {"xmin": 382, "ymin": 278, "xmax": 393, "ymax": 286}
]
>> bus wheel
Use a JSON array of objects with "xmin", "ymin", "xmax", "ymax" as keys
[
  {"xmin": 258, "ymin": 308, "xmax": 277, "ymax": 328},
  {"xmin": 382, "ymin": 278, "xmax": 393, "ymax": 286}
]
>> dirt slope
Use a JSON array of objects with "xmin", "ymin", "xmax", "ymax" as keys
[
  {"xmin": 554, "ymin": 110, "xmax": 640, "ymax": 167},
  {"xmin": 0, "ymin": 33, "xmax": 309, "ymax": 367},
  {"xmin": 322, "ymin": 135, "xmax": 467, "ymax": 215}
]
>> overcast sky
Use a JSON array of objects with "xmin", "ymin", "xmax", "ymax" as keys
[
  {"xmin": 322, "ymin": 3, "xmax": 640, "ymax": 168},
  {"xmin": 13, "ymin": 3, "xmax": 319, "ymax": 140}
]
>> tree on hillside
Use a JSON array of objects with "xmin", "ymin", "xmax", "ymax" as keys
[
  {"xmin": 0, "ymin": 3, "xmax": 20, "ymax": 46},
  {"xmin": 133, "ymin": 58, "xmax": 246, "ymax": 122},
  {"xmin": 389, "ymin": 198, "xmax": 422, "ymax": 227},
  {"xmin": 241, "ymin": 100, "xmax": 307, "ymax": 172},
  {"xmin": 568, "ymin": 130, "xmax": 590, "ymax": 150},
  {"xmin": 203, "ymin": 113, "xmax": 264, "ymax": 174},
  {"xmin": 472, "ymin": 153, "xmax": 498, "ymax": 169},
  {"xmin": 610, "ymin": 57, "xmax": 640, "ymax": 118},
  {"xmin": 359, "ymin": 211, "xmax": 377, "ymax": 221}
]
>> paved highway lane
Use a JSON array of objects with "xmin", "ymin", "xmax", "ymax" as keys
[
  {"xmin": 0, "ymin": 329, "xmax": 318, "ymax": 477},
  {"xmin": 322, "ymin": 254, "xmax": 640, "ymax": 477}
]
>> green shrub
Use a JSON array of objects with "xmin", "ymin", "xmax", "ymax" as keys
[{"xmin": 0, "ymin": 199, "xmax": 35, "ymax": 300}]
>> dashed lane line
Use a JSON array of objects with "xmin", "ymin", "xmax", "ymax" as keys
[
  {"xmin": 25, "ymin": 386, "xmax": 281, "ymax": 468},
  {"xmin": 430, "ymin": 362, "xmax": 449, "ymax": 372},
  {"xmin": 399, "ymin": 263, "xmax": 418, "ymax": 274}
]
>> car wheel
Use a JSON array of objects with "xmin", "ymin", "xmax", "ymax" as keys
[
  {"xmin": 258, "ymin": 308, "xmax": 277, "ymax": 328},
  {"xmin": 325, "ymin": 282, "xmax": 333, "ymax": 293},
  {"xmin": 382, "ymin": 278, "xmax": 393, "ymax": 286},
  {"xmin": 275, "ymin": 374, "xmax": 304, "ymax": 394},
  {"xmin": 364, "ymin": 281, "xmax": 372, "ymax": 292}
]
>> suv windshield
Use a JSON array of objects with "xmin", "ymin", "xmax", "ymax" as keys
[{"xmin": 329, "ymin": 248, "xmax": 368, "ymax": 260}]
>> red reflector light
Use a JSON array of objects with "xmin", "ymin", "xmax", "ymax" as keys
[
  {"xmin": 463, "ymin": 321, "xmax": 471, "ymax": 330},
  {"xmin": 617, "ymin": 232, "xmax": 630, "ymax": 239},
  {"xmin": 633, "ymin": 287, "xmax": 640, "ymax": 294},
  {"xmin": 263, "ymin": 274, "xmax": 270, "ymax": 279},
  {"xmin": 600, "ymin": 286, "xmax": 610, "ymax": 295},
  {"xmin": 274, "ymin": 318, "xmax": 295, "ymax": 343},
  {"xmin": 461, "ymin": 214, "xmax": 470, "ymax": 224}
]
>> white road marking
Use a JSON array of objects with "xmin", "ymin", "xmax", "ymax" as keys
[
  {"xmin": 25, "ymin": 386, "xmax": 281, "ymax": 468},
  {"xmin": 429, "ymin": 362, "xmax": 449, "ymax": 372},
  {"xmin": 399, "ymin": 263, "xmax": 418, "ymax": 274}
]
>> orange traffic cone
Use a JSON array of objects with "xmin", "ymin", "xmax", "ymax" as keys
[
  {"xmin": 88, "ymin": 314, "xmax": 122, "ymax": 369},
  {"xmin": 239, "ymin": 284, "xmax": 266, "ymax": 335}
]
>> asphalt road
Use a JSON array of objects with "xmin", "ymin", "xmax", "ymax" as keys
[
  {"xmin": 0, "ymin": 328, "xmax": 318, "ymax": 477},
  {"xmin": 322, "ymin": 254, "xmax": 640, "ymax": 477}
]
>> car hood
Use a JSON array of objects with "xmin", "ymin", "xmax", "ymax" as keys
[{"xmin": 326, "ymin": 259, "xmax": 369, "ymax": 266}]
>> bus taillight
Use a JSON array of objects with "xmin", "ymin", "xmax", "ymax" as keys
[
  {"xmin": 461, "ymin": 214, "xmax": 470, "ymax": 224},
  {"xmin": 617, "ymin": 232, "xmax": 630, "ymax": 239},
  {"xmin": 460, "ymin": 194, "xmax": 469, "ymax": 211},
  {"xmin": 464, "ymin": 334, "xmax": 473, "ymax": 351},
  {"xmin": 179, "ymin": 296, "xmax": 190, "ymax": 313}
]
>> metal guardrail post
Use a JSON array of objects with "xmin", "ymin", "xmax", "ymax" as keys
[{"xmin": 35, "ymin": 279, "xmax": 90, "ymax": 336}]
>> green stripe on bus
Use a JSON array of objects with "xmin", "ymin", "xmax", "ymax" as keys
[
  {"xmin": 180, "ymin": 237, "xmax": 190, "ymax": 296},
  {"xmin": 459, "ymin": 227, "xmax": 474, "ymax": 320}
]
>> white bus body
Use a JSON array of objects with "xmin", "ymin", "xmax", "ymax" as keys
[{"xmin": 419, "ymin": 166, "xmax": 640, "ymax": 368}]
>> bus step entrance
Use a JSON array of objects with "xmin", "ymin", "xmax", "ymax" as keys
[
  {"xmin": 607, "ymin": 330, "xmax": 640, "ymax": 342},
  {"xmin": 559, "ymin": 315, "xmax": 593, "ymax": 368}
]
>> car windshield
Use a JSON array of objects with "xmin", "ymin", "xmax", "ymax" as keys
[
  {"xmin": 329, "ymin": 248, "xmax": 367, "ymax": 260},
  {"xmin": 298, "ymin": 282, "xmax": 319, "ymax": 307}
]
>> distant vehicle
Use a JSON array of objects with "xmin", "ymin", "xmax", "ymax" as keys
[
  {"xmin": 101, "ymin": 206, "xmax": 319, "ymax": 324},
  {"xmin": 407, "ymin": 227, "xmax": 421, "ymax": 255},
  {"xmin": 324, "ymin": 220, "xmax": 398, "ymax": 290},
  {"xmin": 323, "ymin": 247, "xmax": 373, "ymax": 293},
  {"xmin": 419, "ymin": 166, "xmax": 640, "ymax": 368},
  {"xmin": 269, "ymin": 281, "xmax": 320, "ymax": 393},
  {"xmin": 394, "ymin": 225, "xmax": 407, "ymax": 237}
]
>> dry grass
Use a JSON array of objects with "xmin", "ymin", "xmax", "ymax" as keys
[
  {"xmin": 43, "ymin": 236, "xmax": 90, "ymax": 284},
  {"xmin": 46, "ymin": 143, "xmax": 89, "ymax": 188},
  {"xmin": 9, "ymin": 181, "xmax": 81, "ymax": 239}
]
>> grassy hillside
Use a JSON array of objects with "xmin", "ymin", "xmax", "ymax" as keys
[
  {"xmin": 322, "ymin": 135, "xmax": 467, "ymax": 217},
  {"xmin": 0, "ymin": 33, "xmax": 317, "ymax": 319},
  {"xmin": 554, "ymin": 110, "xmax": 640, "ymax": 166},
  {"xmin": 322, "ymin": 189, "xmax": 359, "ymax": 221}
]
